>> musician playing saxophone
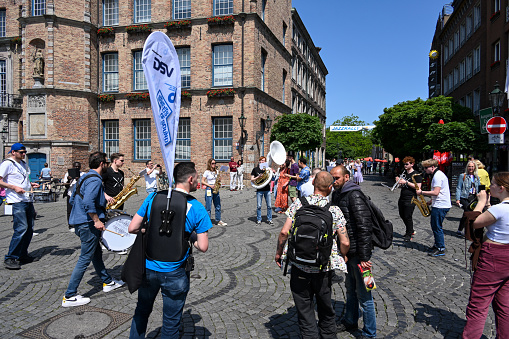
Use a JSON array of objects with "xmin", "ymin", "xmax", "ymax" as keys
[
  {"xmin": 251, "ymin": 156, "xmax": 274, "ymax": 226},
  {"xmin": 395, "ymin": 157, "xmax": 422, "ymax": 242},
  {"xmin": 102, "ymin": 153, "xmax": 125, "ymax": 210},
  {"xmin": 201, "ymin": 158, "xmax": 227, "ymax": 226}
]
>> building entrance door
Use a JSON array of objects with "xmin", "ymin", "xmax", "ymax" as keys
[{"xmin": 27, "ymin": 153, "xmax": 46, "ymax": 182}]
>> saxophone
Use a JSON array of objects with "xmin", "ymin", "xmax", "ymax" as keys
[
  {"xmin": 107, "ymin": 174, "xmax": 141, "ymax": 209},
  {"xmin": 212, "ymin": 170, "xmax": 221, "ymax": 194},
  {"xmin": 410, "ymin": 173, "xmax": 431, "ymax": 217}
]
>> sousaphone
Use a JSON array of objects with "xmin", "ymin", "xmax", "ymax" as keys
[{"xmin": 252, "ymin": 141, "xmax": 287, "ymax": 189}]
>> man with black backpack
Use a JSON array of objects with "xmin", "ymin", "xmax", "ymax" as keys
[
  {"xmin": 275, "ymin": 171, "xmax": 350, "ymax": 339},
  {"xmin": 127, "ymin": 162, "xmax": 213, "ymax": 339},
  {"xmin": 62, "ymin": 151, "xmax": 124, "ymax": 307},
  {"xmin": 331, "ymin": 165, "xmax": 377, "ymax": 339}
]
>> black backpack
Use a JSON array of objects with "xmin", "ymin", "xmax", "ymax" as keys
[
  {"xmin": 284, "ymin": 197, "xmax": 334, "ymax": 275},
  {"xmin": 347, "ymin": 190, "xmax": 393, "ymax": 250}
]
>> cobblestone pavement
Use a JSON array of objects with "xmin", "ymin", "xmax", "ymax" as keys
[{"xmin": 0, "ymin": 174, "xmax": 496, "ymax": 339}]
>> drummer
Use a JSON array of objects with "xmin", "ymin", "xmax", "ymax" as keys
[{"xmin": 62, "ymin": 151, "xmax": 124, "ymax": 308}]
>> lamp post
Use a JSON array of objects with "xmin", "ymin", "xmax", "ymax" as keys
[
  {"xmin": 238, "ymin": 113, "xmax": 247, "ymax": 161},
  {"xmin": 489, "ymin": 81, "xmax": 505, "ymax": 172}
]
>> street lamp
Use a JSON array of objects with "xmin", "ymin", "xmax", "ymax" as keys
[
  {"xmin": 265, "ymin": 115, "xmax": 273, "ymax": 132},
  {"xmin": 489, "ymin": 82, "xmax": 505, "ymax": 172},
  {"xmin": 489, "ymin": 82, "xmax": 505, "ymax": 116},
  {"xmin": 238, "ymin": 113, "xmax": 247, "ymax": 161}
]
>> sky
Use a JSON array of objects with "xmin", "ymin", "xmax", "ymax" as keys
[{"xmin": 291, "ymin": 0, "xmax": 450, "ymax": 126}]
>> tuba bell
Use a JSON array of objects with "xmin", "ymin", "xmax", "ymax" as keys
[{"xmin": 251, "ymin": 141, "xmax": 286, "ymax": 189}]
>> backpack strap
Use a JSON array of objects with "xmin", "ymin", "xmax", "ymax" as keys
[
  {"xmin": 73, "ymin": 173, "xmax": 102, "ymax": 199},
  {"xmin": 299, "ymin": 196, "xmax": 309, "ymax": 206}
]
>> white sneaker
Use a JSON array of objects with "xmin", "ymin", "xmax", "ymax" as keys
[
  {"xmin": 33, "ymin": 232, "xmax": 39, "ymax": 236},
  {"xmin": 101, "ymin": 244, "xmax": 107, "ymax": 250},
  {"xmin": 117, "ymin": 250, "xmax": 128, "ymax": 255},
  {"xmin": 217, "ymin": 220, "xmax": 228, "ymax": 226},
  {"xmin": 103, "ymin": 279, "xmax": 125, "ymax": 292},
  {"xmin": 62, "ymin": 295, "xmax": 91, "ymax": 307},
  {"xmin": 69, "ymin": 228, "xmax": 75, "ymax": 232}
]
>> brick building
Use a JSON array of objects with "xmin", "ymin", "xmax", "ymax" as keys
[
  {"xmin": 0, "ymin": 0, "xmax": 327, "ymax": 181},
  {"xmin": 430, "ymin": 0, "xmax": 508, "ymax": 171}
]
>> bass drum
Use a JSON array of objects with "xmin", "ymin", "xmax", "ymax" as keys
[{"xmin": 101, "ymin": 211, "xmax": 136, "ymax": 252}]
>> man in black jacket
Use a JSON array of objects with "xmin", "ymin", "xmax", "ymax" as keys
[{"xmin": 330, "ymin": 165, "xmax": 377, "ymax": 339}]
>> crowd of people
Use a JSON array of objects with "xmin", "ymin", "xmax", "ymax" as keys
[{"xmin": 1, "ymin": 144, "xmax": 508, "ymax": 339}]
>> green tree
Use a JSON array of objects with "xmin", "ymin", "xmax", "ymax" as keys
[
  {"xmin": 326, "ymin": 114, "xmax": 373, "ymax": 159},
  {"xmin": 270, "ymin": 113, "xmax": 323, "ymax": 153},
  {"xmin": 372, "ymin": 96, "xmax": 489, "ymax": 160}
]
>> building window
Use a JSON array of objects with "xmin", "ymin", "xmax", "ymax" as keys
[
  {"xmin": 291, "ymin": 54, "xmax": 296, "ymax": 80},
  {"xmin": 0, "ymin": 9, "xmax": 5, "ymax": 37},
  {"xmin": 454, "ymin": 67, "xmax": 459, "ymax": 88},
  {"xmin": 466, "ymin": 14, "xmax": 473, "ymax": 38},
  {"xmin": 133, "ymin": 51, "xmax": 147, "ymax": 91},
  {"xmin": 448, "ymin": 39, "xmax": 453, "ymax": 57},
  {"xmin": 283, "ymin": 22, "xmax": 287, "ymax": 46},
  {"xmin": 213, "ymin": 117, "xmax": 232, "ymax": 160},
  {"xmin": 466, "ymin": 54, "xmax": 473, "ymax": 78},
  {"xmin": 134, "ymin": 120, "xmax": 151, "ymax": 160},
  {"xmin": 494, "ymin": 40, "xmax": 501, "ymax": 62},
  {"xmin": 459, "ymin": 60, "xmax": 465, "ymax": 83},
  {"xmin": 103, "ymin": 53, "xmax": 119, "ymax": 92},
  {"xmin": 465, "ymin": 93, "xmax": 473, "ymax": 110},
  {"xmin": 103, "ymin": 120, "xmax": 119, "ymax": 155},
  {"xmin": 494, "ymin": 0, "xmax": 501, "ymax": 13},
  {"xmin": 443, "ymin": 76, "xmax": 449, "ymax": 94},
  {"xmin": 474, "ymin": 3, "xmax": 481, "ymax": 30},
  {"xmin": 212, "ymin": 44, "xmax": 233, "ymax": 87},
  {"xmin": 292, "ymin": 93, "xmax": 296, "ymax": 114},
  {"xmin": 32, "ymin": 0, "xmax": 45, "ymax": 16},
  {"xmin": 261, "ymin": 50, "xmax": 267, "ymax": 92},
  {"xmin": 0, "ymin": 60, "xmax": 6, "ymax": 105},
  {"xmin": 473, "ymin": 89, "xmax": 480, "ymax": 115},
  {"xmin": 282, "ymin": 70, "xmax": 287, "ymax": 103},
  {"xmin": 261, "ymin": 0, "xmax": 266, "ymax": 21},
  {"xmin": 176, "ymin": 47, "xmax": 190, "ymax": 88},
  {"xmin": 473, "ymin": 46, "xmax": 481, "ymax": 73},
  {"xmin": 176, "ymin": 117, "xmax": 191, "ymax": 160},
  {"xmin": 103, "ymin": 0, "xmax": 119, "ymax": 26},
  {"xmin": 260, "ymin": 119, "xmax": 265, "ymax": 156},
  {"xmin": 173, "ymin": 0, "xmax": 190, "ymax": 19},
  {"xmin": 444, "ymin": 45, "xmax": 449, "ymax": 62},
  {"xmin": 460, "ymin": 23, "xmax": 465, "ymax": 45},
  {"xmin": 213, "ymin": 0, "xmax": 233, "ymax": 16},
  {"xmin": 135, "ymin": 0, "xmax": 151, "ymax": 23},
  {"xmin": 454, "ymin": 30, "xmax": 459, "ymax": 52}
]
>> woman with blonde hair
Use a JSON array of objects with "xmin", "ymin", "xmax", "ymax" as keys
[
  {"xmin": 462, "ymin": 172, "xmax": 509, "ymax": 338},
  {"xmin": 353, "ymin": 159, "xmax": 363, "ymax": 184},
  {"xmin": 455, "ymin": 160, "xmax": 480, "ymax": 235},
  {"xmin": 474, "ymin": 159, "xmax": 490, "ymax": 190}
]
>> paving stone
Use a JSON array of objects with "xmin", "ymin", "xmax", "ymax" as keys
[{"xmin": 0, "ymin": 175, "xmax": 498, "ymax": 338}]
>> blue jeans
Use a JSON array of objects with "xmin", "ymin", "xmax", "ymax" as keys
[
  {"xmin": 430, "ymin": 207, "xmax": 449, "ymax": 250},
  {"xmin": 65, "ymin": 222, "xmax": 112, "ymax": 298},
  {"xmin": 146, "ymin": 187, "xmax": 157, "ymax": 193},
  {"xmin": 5, "ymin": 202, "xmax": 35, "ymax": 261},
  {"xmin": 256, "ymin": 190, "xmax": 272, "ymax": 222},
  {"xmin": 130, "ymin": 267, "xmax": 190, "ymax": 339},
  {"xmin": 343, "ymin": 256, "xmax": 377, "ymax": 338},
  {"xmin": 205, "ymin": 188, "xmax": 221, "ymax": 221}
]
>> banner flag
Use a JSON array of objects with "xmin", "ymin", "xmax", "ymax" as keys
[{"xmin": 142, "ymin": 32, "xmax": 181, "ymax": 199}]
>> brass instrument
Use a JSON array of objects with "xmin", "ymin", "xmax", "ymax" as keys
[
  {"xmin": 410, "ymin": 173, "xmax": 431, "ymax": 217},
  {"xmin": 251, "ymin": 141, "xmax": 286, "ymax": 189},
  {"xmin": 107, "ymin": 172, "xmax": 141, "ymax": 210},
  {"xmin": 212, "ymin": 170, "xmax": 222, "ymax": 194}
]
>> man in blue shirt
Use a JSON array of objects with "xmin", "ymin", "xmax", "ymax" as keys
[
  {"xmin": 296, "ymin": 157, "xmax": 311, "ymax": 196},
  {"xmin": 128, "ymin": 162, "xmax": 213, "ymax": 339},
  {"xmin": 62, "ymin": 152, "xmax": 124, "ymax": 307}
]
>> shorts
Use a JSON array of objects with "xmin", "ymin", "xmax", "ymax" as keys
[{"xmin": 289, "ymin": 185, "xmax": 298, "ymax": 198}]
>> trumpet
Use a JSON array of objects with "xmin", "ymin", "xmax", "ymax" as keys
[{"xmin": 381, "ymin": 173, "xmax": 406, "ymax": 191}]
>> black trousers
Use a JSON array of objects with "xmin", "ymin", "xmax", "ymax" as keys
[
  {"xmin": 398, "ymin": 198, "xmax": 416, "ymax": 236},
  {"xmin": 66, "ymin": 195, "xmax": 72, "ymax": 228},
  {"xmin": 290, "ymin": 267, "xmax": 336, "ymax": 339}
]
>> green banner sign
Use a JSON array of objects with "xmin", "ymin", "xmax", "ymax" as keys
[{"xmin": 479, "ymin": 107, "xmax": 493, "ymax": 134}]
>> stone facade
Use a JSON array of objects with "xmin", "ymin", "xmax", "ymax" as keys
[{"xmin": 0, "ymin": 0, "xmax": 327, "ymax": 180}]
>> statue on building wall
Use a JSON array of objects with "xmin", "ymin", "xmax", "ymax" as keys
[{"xmin": 33, "ymin": 49, "xmax": 44, "ymax": 77}]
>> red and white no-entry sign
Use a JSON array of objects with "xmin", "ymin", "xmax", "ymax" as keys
[{"xmin": 486, "ymin": 116, "xmax": 507, "ymax": 134}]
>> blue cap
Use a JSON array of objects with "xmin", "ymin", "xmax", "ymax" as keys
[{"xmin": 8, "ymin": 143, "xmax": 26, "ymax": 154}]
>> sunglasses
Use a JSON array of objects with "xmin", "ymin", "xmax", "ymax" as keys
[
  {"xmin": 16, "ymin": 150, "xmax": 27, "ymax": 154},
  {"xmin": 333, "ymin": 176, "xmax": 341, "ymax": 181},
  {"xmin": 211, "ymin": 162, "xmax": 216, "ymax": 164}
]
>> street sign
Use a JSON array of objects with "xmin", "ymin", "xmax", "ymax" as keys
[
  {"xmin": 479, "ymin": 108, "xmax": 492, "ymax": 134},
  {"xmin": 486, "ymin": 116, "xmax": 507, "ymax": 134},
  {"xmin": 489, "ymin": 134, "xmax": 504, "ymax": 144}
]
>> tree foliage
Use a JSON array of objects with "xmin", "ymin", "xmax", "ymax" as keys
[
  {"xmin": 325, "ymin": 114, "xmax": 373, "ymax": 159},
  {"xmin": 270, "ymin": 113, "xmax": 323, "ymax": 153},
  {"xmin": 372, "ymin": 96, "xmax": 489, "ymax": 160}
]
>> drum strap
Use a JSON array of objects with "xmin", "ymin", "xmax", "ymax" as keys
[{"xmin": 72, "ymin": 173, "xmax": 103, "ymax": 200}]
